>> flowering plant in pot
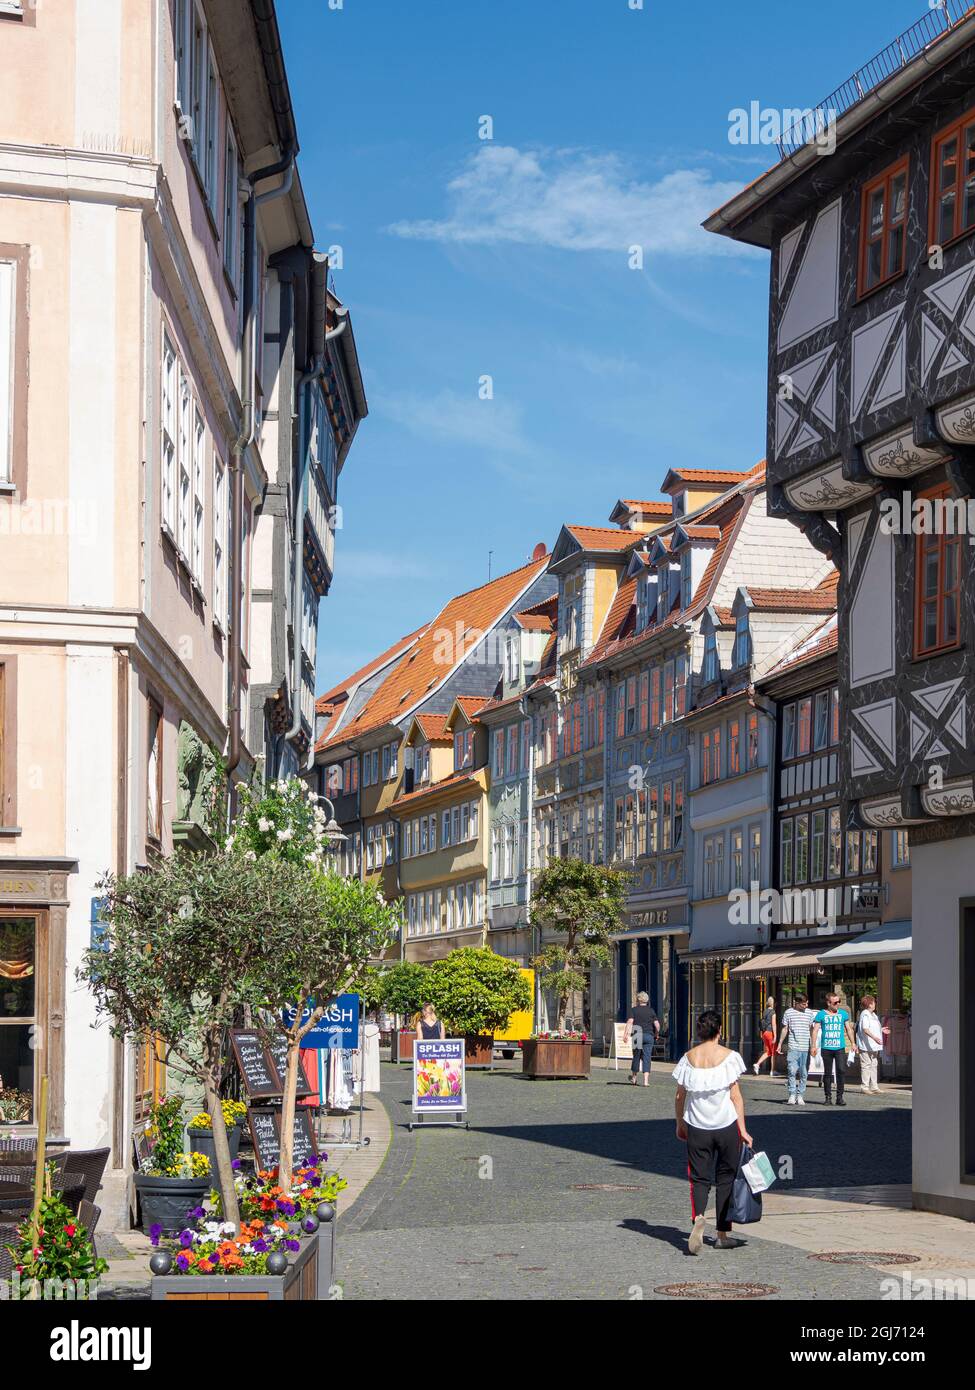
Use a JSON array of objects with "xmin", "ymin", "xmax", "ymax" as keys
[
  {"xmin": 149, "ymin": 1215, "xmax": 301, "ymax": 1276},
  {"xmin": 237, "ymin": 1159, "xmax": 348, "ymax": 1226},
  {"xmin": 186, "ymin": 1099, "xmax": 247, "ymax": 1166},
  {"xmin": 8, "ymin": 1187, "xmax": 107, "ymax": 1299},
  {"xmin": 133, "ymin": 1098, "xmax": 212, "ymax": 1235}
]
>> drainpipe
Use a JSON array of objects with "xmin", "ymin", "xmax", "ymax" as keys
[{"xmin": 227, "ymin": 142, "xmax": 296, "ymax": 817}]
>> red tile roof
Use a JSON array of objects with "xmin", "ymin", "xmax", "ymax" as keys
[
  {"xmin": 412, "ymin": 713, "xmax": 451, "ymax": 740},
  {"xmin": 679, "ymin": 524, "xmax": 722, "ymax": 541},
  {"xmin": 316, "ymin": 555, "xmax": 549, "ymax": 754},
  {"xmin": 745, "ymin": 585, "xmax": 837, "ymax": 613},
  {"xmin": 619, "ymin": 499, "xmax": 672, "ymax": 514},
  {"xmin": 586, "ymin": 576, "xmax": 639, "ymax": 664},
  {"xmin": 564, "ymin": 525, "xmax": 644, "ymax": 553}
]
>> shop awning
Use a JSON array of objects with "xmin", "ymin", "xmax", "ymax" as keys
[
  {"xmin": 730, "ymin": 942, "xmax": 826, "ymax": 978},
  {"xmin": 681, "ymin": 946, "xmax": 754, "ymax": 965},
  {"xmin": 817, "ymin": 920, "xmax": 911, "ymax": 966}
]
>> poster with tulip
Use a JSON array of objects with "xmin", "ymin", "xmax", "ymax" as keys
[{"xmin": 413, "ymin": 1039, "xmax": 466, "ymax": 1113}]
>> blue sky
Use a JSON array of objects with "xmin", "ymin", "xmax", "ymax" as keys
[{"xmin": 277, "ymin": 0, "xmax": 931, "ymax": 691}]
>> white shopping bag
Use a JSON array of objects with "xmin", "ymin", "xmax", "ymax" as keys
[
  {"xmin": 742, "ymin": 1150, "xmax": 776, "ymax": 1194},
  {"xmin": 808, "ymin": 1051, "xmax": 824, "ymax": 1075}
]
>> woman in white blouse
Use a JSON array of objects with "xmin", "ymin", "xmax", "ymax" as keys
[{"xmin": 673, "ymin": 1009, "xmax": 753, "ymax": 1254}]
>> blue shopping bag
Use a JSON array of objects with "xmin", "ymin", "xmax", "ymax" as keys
[{"xmin": 728, "ymin": 1143, "xmax": 763, "ymax": 1225}]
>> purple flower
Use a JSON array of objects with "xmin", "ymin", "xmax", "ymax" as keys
[
  {"xmin": 149, "ymin": 1224, "xmax": 162, "ymax": 1248},
  {"xmin": 285, "ymin": 1239, "xmax": 300, "ymax": 1253},
  {"xmin": 252, "ymin": 1238, "xmax": 269, "ymax": 1253},
  {"xmin": 275, "ymin": 1199, "xmax": 295, "ymax": 1215},
  {"xmin": 176, "ymin": 1252, "xmax": 191, "ymax": 1271},
  {"xmin": 231, "ymin": 1159, "xmax": 241, "ymax": 1170},
  {"xmin": 188, "ymin": 1205, "xmax": 206, "ymax": 1220},
  {"xmin": 179, "ymin": 1229, "xmax": 194, "ymax": 1248}
]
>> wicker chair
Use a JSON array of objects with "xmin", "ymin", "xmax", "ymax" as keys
[
  {"xmin": 63, "ymin": 1147, "xmax": 110, "ymax": 1206},
  {"xmin": 0, "ymin": 1221, "xmax": 20, "ymax": 1284},
  {"xmin": 77, "ymin": 1200, "xmax": 102, "ymax": 1260},
  {"xmin": 0, "ymin": 1137, "xmax": 36, "ymax": 1167}
]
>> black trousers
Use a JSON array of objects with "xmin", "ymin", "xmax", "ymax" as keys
[
  {"xmin": 821, "ymin": 1048, "xmax": 846, "ymax": 1098},
  {"xmin": 686, "ymin": 1120, "xmax": 740, "ymax": 1233}
]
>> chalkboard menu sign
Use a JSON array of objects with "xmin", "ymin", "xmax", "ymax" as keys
[
  {"xmin": 247, "ymin": 1108, "xmax": 317, "ymax": 1173},
  {"xmin": 267, "ymin": 1035, "xmax": 313, "ymax": 1099},
  {"xmin": 230, "ymin": 1029, "xmax": 281, "ymax": 1099}
]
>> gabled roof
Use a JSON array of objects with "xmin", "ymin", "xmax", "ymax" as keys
[
  {"xmin": 315, "ymin": 626, "xmax": 426, "ymax": 752},
  {"xmin": 411, "ymin": 713, "xmax": 451, "ymax": 741},
  {"xmin": 674, "ymin": 523, "xmax": 722, "ymax": 544},
  {"xmin": 608, "ymin": 498, "xmax": 673, "ymax": 526},
  {"xmin": 743, "ymin": 585, "xmax": 837, "ymax": 613},
  {"xmin": 391, "ymin": 768, "xmax": 483, "ymax": 813},
  {"xmin": 660, "ymin": 466, "xmax": 755, "ymax": 494},
  {"xmin": 563, "ymin": 525, "xmax": 645, "ymax": 553},
  {"xmin": 316, "ymin": 555, "xmax": 549, "ymax": 754},
  {"xmin": 514, "ymin": 595, "xmax": 557, "ymax": 633}
]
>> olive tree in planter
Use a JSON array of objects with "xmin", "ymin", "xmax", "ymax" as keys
[
  {"xmin": 377, "ymin": 961, "xmax": 430, "ymax": 1061},
  {"xmin": 251, "ymin": 871, "xmax": 401, "ymax": 1195},
  {"xmin": 530, "ymin": 857, "xmax": 630, "ymax": 1035},
  {"xmin": 78, "ymin": 851, "xmax": 331, "ymax": 1228},
  {"xmin": 427, "ymin": 948, "xmax": 533, "ymax": 1064}
]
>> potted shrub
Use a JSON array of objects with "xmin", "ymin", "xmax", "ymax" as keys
[
  {"xmin": 8, "ymin": 1182, "xmax": 107, "ymax": 1300},
  {"xmin": 427, "ymin": 948, "xmax": 533, "ymax": 1067},
  {"xmin": 186, "ymin": 1099, "xmax": 247, "ymax": 1167},
  {"xmin": 0, "ymin": 1086, "xmax": 33, "ymax": 1125},
  {"xmin": 528, "ymin": 858, "xmax": 629, "ymax": 1079},
  {"xmin": 377, "ymin": 961, "xmax": 429, "ymax": 1062},
  {"xmin": 133, "ymin": 1098, "xmax": 212, "ymax": 1236}
]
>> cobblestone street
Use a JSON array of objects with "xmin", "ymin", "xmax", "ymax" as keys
[{"xmin": 337, "ymin": 1062, "xmax": 914, "ymax": 1300}]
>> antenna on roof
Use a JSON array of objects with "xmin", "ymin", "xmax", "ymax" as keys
[{"xmin": 488, "ymin": 550, "xmax": 493, "ymax": 582}]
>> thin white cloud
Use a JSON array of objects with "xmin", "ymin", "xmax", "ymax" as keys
[
  {"xmin": 336, "ymin": 550, "xmax": 440, "ymax": 582},
  {"xmin": 381, "ymin": 388, "xmax": 532, "ymax": 456},
  {"xmin": 386, "ymin": 144, "xmax": 750, "ymax": 257}
]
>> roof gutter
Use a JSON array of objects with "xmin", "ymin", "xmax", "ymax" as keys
[{"xmin": 704, "ymin": 13, "xmax": 975, "ymax": 239}]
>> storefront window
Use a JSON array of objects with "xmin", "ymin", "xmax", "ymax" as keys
[{"xmin": 0, "ymin": 916, "xmax": 36, "ymax": 1125}]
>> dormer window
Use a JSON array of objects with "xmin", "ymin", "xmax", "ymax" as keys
[
  {"xmin": 454, "ymin": 727, "xmax": 474, "ymax": 771},
  {"xmin": 733, "ymin": 611, "xmax": 751, "ymax": 668},
  {"xmin": 673, "ymin": 491, "xmax": 686, "ymax": 518},
  {"xmin": 636, "ymin": 575, "xmax": 651, "ymax": 632},
  {"xmin": 656, "ymin": 571, "xmax": 669, "ymax": 622},
  {"xmin": 415, "ymin": 742, "xmax": 430, "ymax": 783},
  {"xmin": 703, "ymin": 630, "xmax": 719, "ymax": 684},
  {"xmin": 680, "ymin": 553, "xmax": 692, "ymax": 610},
  {"xmin": 504, "ymin": 634, "xmax": 519, "ymax": 685}
]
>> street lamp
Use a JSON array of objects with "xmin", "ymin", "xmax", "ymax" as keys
[{"xmin": 313, "ymin": 792, "xmax": 348, "ymax": 847}]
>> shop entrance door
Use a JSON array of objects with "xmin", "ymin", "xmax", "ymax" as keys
[{"xmin": 0, "ymin": 913, "xmax": 43, "ymax": 1128}]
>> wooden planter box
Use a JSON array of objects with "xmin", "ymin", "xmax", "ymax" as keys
[
  {"xmin": 522, "ymin": 1039, "xmax": 592, "ymax": 1079},
  {"xmin": 464, "ymin": 1035, "xmax": 494, "ymax": 1068},
  {"xmin": 393, "ymin": 1031, "xmax": 415, "ymax": 1063},
  {"xmin": 150, "ymin": 1221, "xmax": 334, "ymax": 1302}
]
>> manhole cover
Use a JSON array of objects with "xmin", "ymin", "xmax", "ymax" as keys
[
  {"xmin": 809, "ymin": 1251, "xmax": 921, "ymax": 1266},
  {"xmin": 654, "ymin": 1281, "xmax": 777, "ymax": 1300},
  {"xmin": 571, "ymin": 1183, "xmax": 646, "ymax": 1192}
]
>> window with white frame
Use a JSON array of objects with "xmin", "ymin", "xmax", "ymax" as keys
[
  {"xmin": 161, "ymin": 333, "xmax": 178, "ymax": 535},
  {"xmin": 301, "ymin": 576, "xmax": 318, "ymax": 660},
  {"xmin": 0, "ymin": 259, "xmax": 14, "ymax": 486},
  {"xmin": 224, "ymin": 126, "xmax": 240, "ymax": 289},
  {"xmin": 680, "ymin": 552, "xmax": 692, "ymax": 610},
  {"xmin": 177, "ymin": 367, "xmax": 192, "ymax": 558},
  {"xmin": 213, "ymin": 452, "xmax": 226, "ymax": 627},
  {"xmin": 733, "ymin": 610, "xmax": 750, "ymax": 668},
  {"xmin": 174, "ymin": 1, "xmax": 218, "ymax": 207},
  {"xmin": 703, "ymin": 630, "xmax": 719, "ymax": 684},
  {"xmin": 749, "ymin": 826, "xmax": 761, "ymax": 885},
  {"xmin": 505, "ymin": 634, "xmax": 519, "ymax": 685},
  {"xmin": 731, "ymin": 829, "xmax": 743, "ymax": 890},
  {"xmin": 192, "ymin": 408, "xmax": 205, "ymax": 582}
]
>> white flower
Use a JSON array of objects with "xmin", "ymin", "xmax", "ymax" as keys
[
  {"xmin": 277, "ymin": 827, "xmax": 293, "ymax": 841},
  {"xmin": 258, "ymin": 817, "xmax": 272, "ymax": 832},
  {"xmin": 244, "ymin": 850, "xmax": 256, "ymax": 861}
]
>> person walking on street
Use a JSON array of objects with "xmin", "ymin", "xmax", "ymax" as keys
[
  {"xmin": 752, "ymin": 996, "xmax": 778, "ymax": 1077},
  {"xmin": 624, "ymin": 992, "xmax": 660, "ymax": 1086},
  {"xmin": 856, "ymin": 994, "xmax": 888, "ymax": 1094},
  {"xmin": 673, "ymin": 1009, "xmax": 752, "ymax": 1255},
  {"xmin": 810, "ymin": 993, "xmax": 855, "ymax": 1106},
  {"xmin": 778, "ymin": 993, "xmax": 816, "ymax": 1106}
]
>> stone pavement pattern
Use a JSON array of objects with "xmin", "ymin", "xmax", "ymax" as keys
[{"xmin": 335, "ymin": 1060, "xmax": 929, "ymax": 1301}]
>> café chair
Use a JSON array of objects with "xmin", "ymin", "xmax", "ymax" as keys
[
  {"xmin": 64, "ymin": 1147, "xmax": 110, "ymax": 1206},
  {"xmin": 78, "ymin": 1200, "xmax": 102, "ymax": 1259}
]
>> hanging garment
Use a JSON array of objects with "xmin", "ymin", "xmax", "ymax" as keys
[{"xmin": 362, "ymin": 1023, "xmax": 381, "ymax": 1092}]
